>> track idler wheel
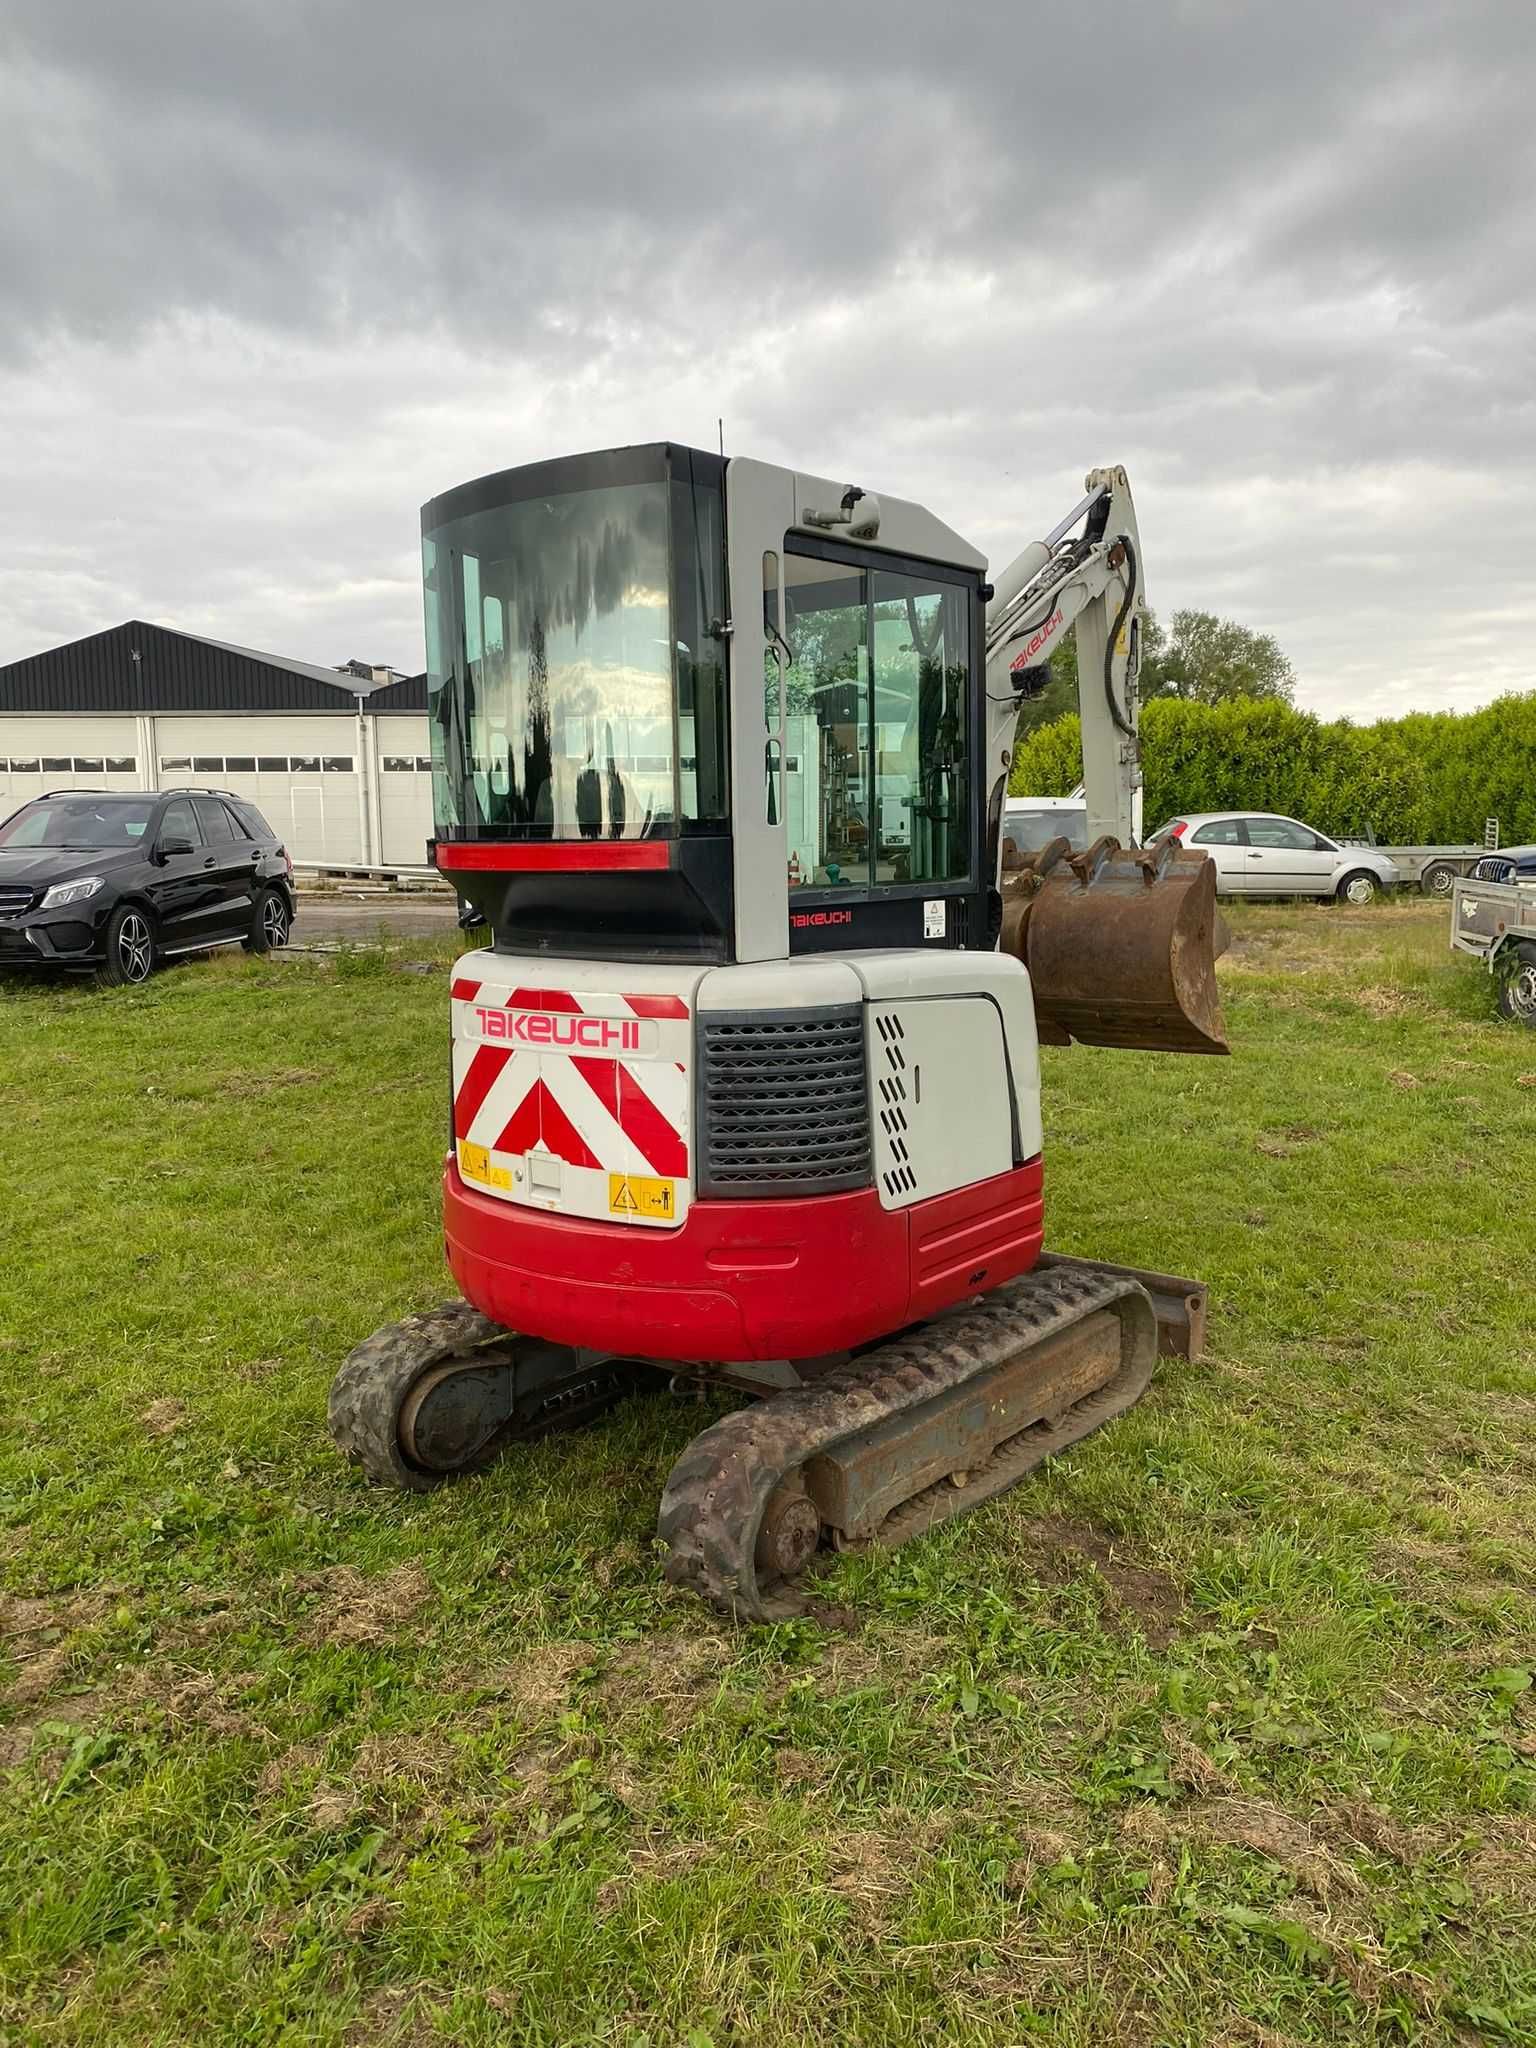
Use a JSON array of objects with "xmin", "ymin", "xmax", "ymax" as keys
[
  {"xmin": 1001, "ymin": 834, "xmax": 1230, "ymax": 1055},
  {"xmin": 329, "ymin": 1300, "xmax": 624, "ymax": 1492},
  {"xmin": 754, "ymin": 1475, "xmax": 822, "ymax": 1582}
]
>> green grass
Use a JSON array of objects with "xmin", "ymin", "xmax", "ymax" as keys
[{"xmin": 1, "ymin": 902, "xmax": 1534, "ymax": 2046}]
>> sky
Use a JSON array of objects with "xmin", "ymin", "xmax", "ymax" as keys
[{"xmin": 2, "ymin": 0, "xmax": 1533, "ymax": 722}]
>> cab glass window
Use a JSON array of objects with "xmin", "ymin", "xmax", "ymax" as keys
[
  {"xmin": 871, "ymin": 567, "xmax": 969, "ymax": 883},
  {"xmin": 783, "ymin": 554, "xmax": 867, "ymax": 884},
  {"xmin": 422, "ymin": 457, "xmax": 729, "ymax": 841},
  {"xmin": 782, "ymin": 551, "xmax": 972, "ymax": 889}
]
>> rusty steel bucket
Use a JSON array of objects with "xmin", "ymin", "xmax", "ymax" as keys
[{"xmin": 1000, "ymin": 836, "xmax": 1230, "ymax": 1055}]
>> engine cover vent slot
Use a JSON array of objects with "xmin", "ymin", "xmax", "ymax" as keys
[{"xmin": 697, "ymin": 1003, "xmax": 871, "ymax": 1198}]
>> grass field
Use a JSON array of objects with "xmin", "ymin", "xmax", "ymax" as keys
[{"xmin": 2, "ymin": 901, "xmax": 1534, "ymax": 2047}]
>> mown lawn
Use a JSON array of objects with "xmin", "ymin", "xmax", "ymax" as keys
[{"xmin": 1, "ymin": 903, "xmax": 1534, "ymax": 2047}]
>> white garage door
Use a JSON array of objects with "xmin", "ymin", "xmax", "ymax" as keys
[{"xmin": 375, "ymin": 717, "xmax": 434, "ymax": 867}]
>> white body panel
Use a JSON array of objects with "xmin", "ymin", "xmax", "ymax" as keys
[
  {"xmin": 866, "ymin": 997, "xmax": 1013, "ymax": 1208},
  {"xmin": 694, "ymin": 955, "xmax": 864, "ymax": 1014},
  {"xmin": 844, "ymin": 948, "xmax": 1043, "ymax": 1183}
]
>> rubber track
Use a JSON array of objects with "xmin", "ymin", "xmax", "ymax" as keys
[
  {"xmin": 657, "ymin": 1266, "xmax": 1157, "ymax": 1622},
  {"xmin": 328, "ymin": 1299, "xmax": 512, "ymax": 1493}
]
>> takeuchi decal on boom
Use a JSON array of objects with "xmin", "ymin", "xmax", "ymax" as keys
[{"xmin": 1009, "ymin": 605, "xmax": 1065, "ymax": 670}]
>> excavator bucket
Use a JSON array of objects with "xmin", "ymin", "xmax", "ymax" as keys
[{"xmin": 1000, "ymin": 836, "xmax": 1230, "ymax": 1055}]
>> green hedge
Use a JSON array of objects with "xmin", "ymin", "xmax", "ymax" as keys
[{"xmin": 1011, "ymin": 692, "xmax": 1536, "ymax": 846}]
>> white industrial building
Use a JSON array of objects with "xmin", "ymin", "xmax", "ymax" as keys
[{"xmin": 0, "ymin": 621, "xmax": 435, "ymax": 868}]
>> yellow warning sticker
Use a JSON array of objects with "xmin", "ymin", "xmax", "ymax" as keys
[
  {"xmin": 608, "ymin": 1172, "xmax": 676, "ymax": 1220},
  {"xmin": 458, "ymin": 1139, "xmax": 512, "ymax": 1192}
]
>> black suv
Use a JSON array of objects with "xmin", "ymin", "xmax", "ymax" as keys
[{"xmin": 0, "ymin": 788, "xmax": 297, "ymax": 984}]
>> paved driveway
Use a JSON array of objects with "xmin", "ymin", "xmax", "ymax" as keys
[{"xmin": 293, "ymin": 893, "xmax": 461, "ymax": 943}]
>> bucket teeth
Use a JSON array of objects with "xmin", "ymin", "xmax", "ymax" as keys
[{"xmin": 1001, "ymin": 841, "xmax": 1229, "ymax": 1056}]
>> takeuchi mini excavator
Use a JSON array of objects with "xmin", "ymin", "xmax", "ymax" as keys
[{"xmin": 329, "ymin": 445, "xmax": 1228, "ymax": 1619}]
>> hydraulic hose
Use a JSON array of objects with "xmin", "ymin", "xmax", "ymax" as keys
[{"xmin": 1103, "ymin": 534, "xmax": 1138, "ymax": 737}]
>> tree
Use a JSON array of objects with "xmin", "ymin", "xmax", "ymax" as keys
[
  {"xmin": 1145, "ymin": 609, "xmax": 1295, "ymax": 706},
  {"xmin": 1007, "ymin": 603, "xmax": 1299, "ymax": 797}
]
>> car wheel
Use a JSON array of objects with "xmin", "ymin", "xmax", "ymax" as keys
[
  {"xmin": 244, "ymin": 885, "xmax": 291, "ymax": 954},
  {"xmin": 99, "ymin": 905, "xmax": 156, "ymax": 987},
  {"xmin": 1421, "ymin": 861, "xmax": 1457, "ymax": 898},
  {"xmin": 1336, "ymin": 870, "xmax": 1379, "ymax": 906},
  {"xmin": 1495, "ymin": 942, "xmax": 1536, "ymax": 1028}
]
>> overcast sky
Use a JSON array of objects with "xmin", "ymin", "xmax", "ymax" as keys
[{"xmin": 2, "ymin": 0, "xmax": 1533, "ymax": 720}]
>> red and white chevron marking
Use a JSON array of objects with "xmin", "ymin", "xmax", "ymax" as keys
[{"xmin": 449, "ymin": 972, "xmax": 692, "ymax": 1227}]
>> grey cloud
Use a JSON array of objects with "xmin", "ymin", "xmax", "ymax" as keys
[
  {"xmin": 5, "ymin": 2, "xmax": 1530, "ymax": 350},
  {"xmin": 0, "ymin": 0, "xmax": 1533, "ymax": 717}
]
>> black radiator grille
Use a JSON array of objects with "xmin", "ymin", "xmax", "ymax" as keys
[
  {"xmin": 697, "ymin": 1004, "xmax": 871, "ymax": 1197},
  {"xmin": 1473, "ymin": 855, "xmax": 1515, "ymax": 883},
  {"xmin": 0, "ymin": 886, "xmax": 36, "ymax": 915}
]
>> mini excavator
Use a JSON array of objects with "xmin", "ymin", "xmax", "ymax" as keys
[{"xmin": 329, "ymin": 447, "xmax": 1227, "ymax": 1618}]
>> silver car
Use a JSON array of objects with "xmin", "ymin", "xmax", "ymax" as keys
[{"xmin": 1149, "ymin": 812, "xmax": 1400, "ymax": 903}]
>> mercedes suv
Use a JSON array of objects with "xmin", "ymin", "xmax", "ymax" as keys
[{"xmin": 0, "ymin": 788, "xmax": 296, "ymax": 984}]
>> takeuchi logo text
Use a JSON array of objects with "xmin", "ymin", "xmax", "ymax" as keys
[
  {"xmin": 475, "ymin": 1007, "xmax": 642, "ymax": 1050},
  {"xmin": 791, "ymin": 909, "xmax": 854, "ymax": 929},
  {"xmin": 1009, "ymin": 605, "xmax": 1065, "ymax": 669}
]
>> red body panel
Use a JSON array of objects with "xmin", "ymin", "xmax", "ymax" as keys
[{"xmin": 444, "ymin": 1158, "xmax": 1045, "ymax": 1362}]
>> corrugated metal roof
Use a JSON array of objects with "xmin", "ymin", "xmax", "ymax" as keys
[
  {"xmin": 172, "ymin": 628, "xmax": 371, "ymax": 693},
  {"xmin": 364, "ymin": 672, "xmax": 429, "ymax": 712},
  {"xmin": 0, "ymin": 620, "xmax": 418, "ymax": 716}
]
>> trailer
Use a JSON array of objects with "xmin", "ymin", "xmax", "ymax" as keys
[
  {"xmin": 1338, "ymin": 822, "xmax": 1503, "ymax": 898},
  {"xmin": 1450, "ymin": 873, "xmax": 1536, "ymax": 1025}
]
